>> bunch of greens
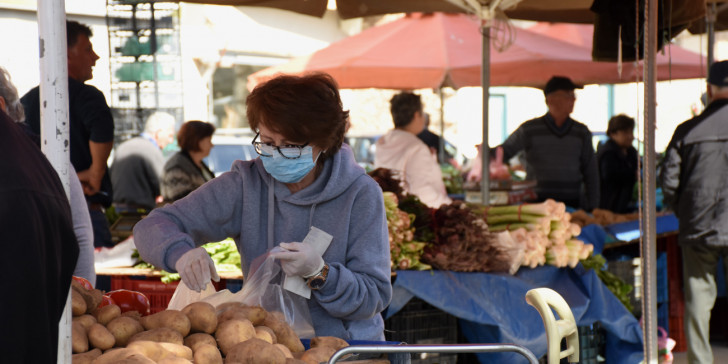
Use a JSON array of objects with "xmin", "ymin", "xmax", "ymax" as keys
[
  {"xmin": 440, "ymin": 164, "xmax": 464, "ymax": 194},
  {"xmin": 383, "ymin": 192, "xmax": 432, "ymax": 271},
  {"xmin": 133, "ymin": 238, "xmax": 241, "ymax": 283},
  {"xmin": 580, "ymin": 253, "xmax": 635, "ymax": 314}
]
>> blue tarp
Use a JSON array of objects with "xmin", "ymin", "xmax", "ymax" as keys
[{"xmin": 386, "ymin": 267, "xmax": 644, "ymax": 363}]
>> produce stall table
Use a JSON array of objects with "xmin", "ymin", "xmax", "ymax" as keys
[{"xmin": 385, "ymin": 266, "xmax": 643, "ymax": 364}]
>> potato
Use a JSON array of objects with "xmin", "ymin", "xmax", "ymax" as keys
[
  {"xmin": 157, "ymin": 357, "xmax": 193, "ymax": 364},
  {"xmin": 71, "ymin": 280, "xmax": 103, "ymax": 314},
  {"xmin": 218, "ymin": 305, "xmax": 267, "ymax": 326},
  {"xmin": 94, "ymin": 304, "xmax": 121, "ymax": 326},
  {"xmin": 87, "ymin": 323, "xmax": 115, "ymax": 350},
  {"xmin": 225, "ymin": 338, "xmax": 286, "ymax": 364},
  {"xmin": 121, "ymin": 310, "xmax": 143, "ymax": 321},
  {"xmin": 214, "ymin": 319, "xmax": 255, "ymax": 356},
  {"xmin": 72, "ymin": 289, "xmax": 87, "ymax": 316},
  {"xmin": 158, "ymin": 342, "xmax": 193, "ymax": 360},
  {"xmin": 184, "ymin": 333, "xmax": 217, "ymax": 352},
  {"xmin": 129, "ymin": 327, "xmax": 184, "ymax": 345},
  {"xmin": 141, "ymin": 310, "xmax": 191, "ymax": 336},
  {"xmin": 310, "ymin": 336, "xmax": 349, "ymax": 351},
  {"xmin": 300, "ymin": 346, "xmax": 337, "ymax": 364},
  {"xmin": 181, "ymin": 302, "xmax": 218, "ymax": 334},
  {"xmin": 285, "ymin": 359, "xmax": 307, "ymax": 364},
  {"xmin": 263, "ymin": 315, "xmax": 305, "ymax": 353},
  {"xmin": 127, "ymin": 341, "xmax": 192, "ymax": 361},
  {"xmin": 274, "ymin": 343, "xmax": 293, "ymax": 359},
  {"xmin": 71, "ymin": 348, "xmax": 101, "ymax": 364},
  {"xmin": 255, "ymin": 326, "xmax": 277, "ymax": 344},
  {"xmin": 73, "ymin": 314, "xmax": 97, "ymax": 330},
  {"xmin": 193, "ymin": 344, "xmax": 222, "ymax": 364},
  {"xmin": 71, "ymin": 321, "xmax": 88, "ymax": 353},
  {"xmin": 92, "ymin": 348, "xmax": 156, "ymax": 364},
  {"xmin": 107, "ymin": 316, "xmax": 144, "ymax": 347}
]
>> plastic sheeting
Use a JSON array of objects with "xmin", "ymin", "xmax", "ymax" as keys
[{"xmin": 386, "ymin": 266, "xmax": 644, "ymax": 363}]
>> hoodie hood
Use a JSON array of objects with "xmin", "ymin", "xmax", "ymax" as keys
[{"xmin": 254, "ymin": 144, "xmax": 367, "ymax": 206}]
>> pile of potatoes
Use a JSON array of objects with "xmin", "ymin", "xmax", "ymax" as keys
[{"xmin": 70, "ymin": 281, "xmax": 350, "ymax": 364}]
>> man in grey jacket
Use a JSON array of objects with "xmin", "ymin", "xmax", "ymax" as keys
[{"xmin": 660, "ymin": 60, "xmax": 728, "ymax": 364}]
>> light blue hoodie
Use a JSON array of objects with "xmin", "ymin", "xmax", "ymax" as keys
[{"xmin": 133, "ymin": 145, "xmax": 392, "ymax": 341}]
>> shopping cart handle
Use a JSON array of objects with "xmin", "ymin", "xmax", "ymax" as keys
[{"xmin": 327, "ymin": 343, "xmax": 539, "ymax": 364}]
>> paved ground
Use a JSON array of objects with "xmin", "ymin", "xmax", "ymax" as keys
[{"xmin": 672, "ymin": 343, "xmax": 728, "ymax": 363}]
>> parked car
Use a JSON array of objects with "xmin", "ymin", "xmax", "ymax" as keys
[{"xmin": 204, "ymin": 129, "xmax": 258, "ymax": 176}]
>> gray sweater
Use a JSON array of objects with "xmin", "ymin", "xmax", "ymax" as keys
[
  {"xmin": 500, "ymin": 113, "xmax": 599, "ymax": 210},
  {"xmin": 133, "ymin": 145, "xmax": 392, "ymax": 340}
]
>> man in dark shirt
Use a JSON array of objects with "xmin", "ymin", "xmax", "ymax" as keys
[
  {"xmin": 21, "ymin": 20, "xmax": 115, "ymax": 248},
  {"xmin": 496, "ymin": 76, "xmax": 599, "ymax": 210},
  {"xmin": 0, "ymin": 109, "xmax": 78, "ymax": 362}
]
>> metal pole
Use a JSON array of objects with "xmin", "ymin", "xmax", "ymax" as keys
[
  {"xmin": 642, "ymin": 0, "xmax": 658, "ymax": 361},
  {"xmin": 36, "ymin": 0, "xmax": 72, "ymax": 362},
  {"xmin": 438, "ymin": 88, "xmax": 446, "ymax": 164},
  {"xmin": 480, "ymin": 23, "xmax": 490, "ymax": 206}
]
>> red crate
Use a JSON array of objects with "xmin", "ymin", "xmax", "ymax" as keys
[
  {"xmin": 669, "ymin": 315, "xmax": 687, "ymax": 353},
  {"xmin": 110, "ymin": 276, "xmax": 226, "ymax": 314}
]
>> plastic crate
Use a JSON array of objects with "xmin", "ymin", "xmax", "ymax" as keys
[
  {"xmin": 606, "ymin": 258, "xmax": 641, "ymax": 316},
  {"xmin": 384, "ymin": 297, "xmax": 458, "ymax": 364},
  {"xmin": 669, "ymin": 315, "xmax": 687, "ymax": 353},
  {"xmin": 537, "ymin": 323, "xmax": 605, "ymax": 364},
  {"xmin": 110, "ymin": 275, "xmax": 226, "ymax": 313}
]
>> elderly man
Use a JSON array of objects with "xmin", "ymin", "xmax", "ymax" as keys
[
  {"xmin": 22, "ymin": 20, "xmax": 115, "ymax": 248},
  {"xmin": 660, "ymin": 60, "xmax": 728, "ymax": 364},
  {"xmin": 496, "ymin": 75, "xmax": 599, "ymax": 210},
  {"xmin": 111, "ymin": 112, "xmax": 176, "ymax": 212}
]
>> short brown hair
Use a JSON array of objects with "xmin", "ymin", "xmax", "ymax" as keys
[
  {"xmin": 390, "ymin": 92, "xmax": 422, "ymax": 128},
  {"xmin": 177, "ymin": 121, "xmax": 215, "ymax": 152},
  {"xmin": 246, "ymin": 73, "xmax": 349, "ymax": 161},
  {"xmin": 607, "ymin": 114, "xmax": 635, "ymax": 136},
  {"xmin": 67, "ymin": 20, "xmax": 92, "ymax": 48}
]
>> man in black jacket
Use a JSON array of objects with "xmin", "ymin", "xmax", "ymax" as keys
[{"xmin": 660, "ymin": 60, "xmax": 728, "ymax": 364}]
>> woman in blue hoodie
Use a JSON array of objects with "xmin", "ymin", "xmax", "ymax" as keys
[{"xmin": 133, "ymin": 73, "xmax": 392, "ymax": 341}]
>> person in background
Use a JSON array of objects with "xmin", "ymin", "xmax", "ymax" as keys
[
  {"xmin": 597, "ymin": 114, "xmax": 638, "ymax": 213},
  {"xmin": 21, "ymin": 20, "xmax": 115, "ymax": 248},
  {"xmin": 134, "ymin": 73, "xmax": 392, "ymax": 341},
  {"xmin": 374, "ymin": 92, "xmax": 452, "ymax": 208},
  {"xmin": 0, "ymin": 107, "xmax": 79, "ymax": 362},
  {"xmin": 111, "ymin": 111, "xmax": 176, "ymax": 212},
  {"xmin": 0, "ymin": 66, "xmax": 95, "ymax": 286},
  {"xmin": 660, "ymin": 60, "xmax": 728, "ymax": 364},
  {"xmin": 496, "ymin": 75, "xmax": 599, "ymax": 210},
  {"xmin": 161, "ymin": 120, "xmax": 215, "ymax": 202}
]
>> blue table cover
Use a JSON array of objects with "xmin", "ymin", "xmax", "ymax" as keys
[{"xmin": 386, "ymin": 267, "xmax": 644, "ymax": 363}]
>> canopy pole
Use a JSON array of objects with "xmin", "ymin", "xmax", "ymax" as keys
[
  {"xmin": 642, "ymin": 0, "xmax": 658, "ymax": 361},
  {"xmin": 36, "ymin": 0, "xmax": 71, "ymax": 362},
  {"xmin": 480, "ymin": 22, "xmax": 490, "ymax": 206},
  {"xmin": 438, "ymin": 88, "xmax": 446, "ymax": 164}
]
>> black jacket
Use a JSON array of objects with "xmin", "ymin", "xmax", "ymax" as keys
[
  {"xmin": 659, "ymin": 98, "xmax": 728, "ymax": 246},
  {"xmin": 597, "ymin": 139, "xmax": 638, "ymax": 213}
]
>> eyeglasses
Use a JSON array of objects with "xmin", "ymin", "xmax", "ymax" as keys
[{"xmin": 252, "ymin": 133, "xmax": 310, "ymax": 159}]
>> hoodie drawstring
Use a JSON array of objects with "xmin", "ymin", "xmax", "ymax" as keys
[{"xmin": 267, "ymin": 175, "xmax": 319, "ymax": 249}]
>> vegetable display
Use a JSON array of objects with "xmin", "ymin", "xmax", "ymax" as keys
[
  {"xmin": 70, "ymin": 281, "xmax": 353, "ymax": 363},
  {"xmin": 134, "ymin": 239, "xmax": 241, "ymax": 283}
]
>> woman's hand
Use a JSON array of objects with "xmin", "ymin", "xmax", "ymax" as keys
[
  {"xmin": 270, "ymin": 242, "xmax": 324, "ymax": 278},
  {"xmin": 174, "ymin": 247, "xmax": 220, "ymax": 292}
]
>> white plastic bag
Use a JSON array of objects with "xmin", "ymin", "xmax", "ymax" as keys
[
  {"xmin": 167, "ymin": 280, "xmax": 218, "ymax": 310},
  {"xmin": 235, "ymin": 249, "xmax": 315, "ymax": 339}
]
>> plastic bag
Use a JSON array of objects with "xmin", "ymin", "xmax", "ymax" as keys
[
  {"xmin": 167, "ymin": 280, "xmax": 218, "ymax": 310},
  {"xmin": 233, "ymin": 248, "xmax": 315, "ymax": 339}
]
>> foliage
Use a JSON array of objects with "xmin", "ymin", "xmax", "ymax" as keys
[{"xmin": 580, "ymin": 253, "xmax": 635, "ymax": 314}]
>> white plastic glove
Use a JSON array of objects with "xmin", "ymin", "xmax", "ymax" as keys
[
  {"xmin": 270, "ymin": 242, "xmax": 324, "ymax": 278},
  {"xmin": 174, "ymin": 247, "xmax": 220, "ymax": 292}
]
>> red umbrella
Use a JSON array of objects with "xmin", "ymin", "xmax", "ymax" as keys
[
  {"xmin": 248, "ymin": 13, "xmax": 706, "ymax": 91},
  {"xmin": 528, "ymin": 22, "xmax": 708, "ymax": 82}
]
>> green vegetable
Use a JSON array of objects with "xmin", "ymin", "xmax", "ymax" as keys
[
  {"xmin": 581, "ymin": 254, "xmax": 635, "ymax": 314},
  {"xmin": 132, "ymin": 239, "xmax": 242, "ymax": 283}
]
